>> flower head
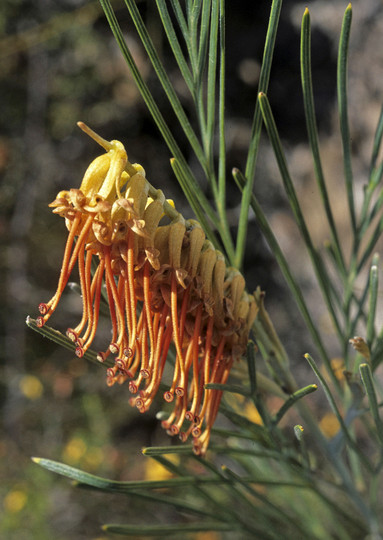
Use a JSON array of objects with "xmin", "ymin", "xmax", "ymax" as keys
[{"xmin": 37, "ymin": 123, "xmax": 257, "ymax": 455}]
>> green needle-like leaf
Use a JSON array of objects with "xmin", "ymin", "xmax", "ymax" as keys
[
  {"xmin": 370, "ymin": 103, "xmax": 383, "ymax": 175},
  {"xmin": 78, "ymin": 481, "xmax": 222, "ymax": 521},
  {"xmin": 359, "ymin": 363, "xmax": 383, "ymax": 447},
  {"xmin": 235, "ymin": 0, "xmax": 282, "ymax": 270},
  {"xmin": 142, "ymin": 445, "xmax": 193, "ymax": 456},
  {"xmin": 223, "ymin": 466, "xmax": 313, "ymax": 539},
  {"xmin": 293, "ymin": 425, "xmax": 311, "ymax": 470},
  {"xmin": 99, "ymin": 0, "xmax": 216, "ymax": 230},
  {"xmin": 196, "ymin": 0, "xmax": 211, "ymax": 86},
  {"xmin": 169, "ymin": 157, "xmax": 220, "ymax": 250},
  {"xmin": 274, "ymin": 385, "xmax": 318, "ymax": 425},
  {"xmin": 358, "ymin": 165, "xmax": 383, "ymax": 239},
  {"xmin": 338, "ymin": 4, "xmax": 356, "ymax": 235},
  {"xmin": 32, "ymin": 457, "xmax": 197, "ymax": 491},
  {"xmin": 246, "ymin": 340, "xmax": 257, "ymax": 397},
  {"xmin": 155, "ymin": 1, "xmax": 194, "ymax": 92},
  {"xmin": 244, "ymin": 0, "xmax": 282, "ymax": 181},
  {"xmin": 102, "ymin": 522, "xmax": 238, "ymax": 536},
  {"xmin": 300, "ymin": 8, "xmax": 345, "ymax": 274},
  {"xmin": 357, "ymin": 214, "xmax": 383, "ymax": 274},
  {"xmin": 205, "ymin": 0, "xmax": 218, "ymax": 169},
  {"xmin": 124, "ymin": 0, "xmax": 208, "ymax": 175},
  {"xmin": 25, "ymin": 317, "xmax": 110, "ymax": 367},
  {"xmin": 34, "ymin": 456, "xmax": 311, "ymax": 498},
  {"xmin": 204, "ymin": 382, "xmax": 250, "ymax": 396},
  {"xmin": 188, "ymin": 1, "xmax": 203, "ymax": 76},
  {"xmin": 170, "ymin": 0, "xmax": 189, "ymax": 47},
  {"xmin": 218, "ymin": 0, "xmax": 226, "ymax": 208},
  {"xmin": 367, "ymin": 254, "xmax": 379, "ymax": 347},
  {"xmin": 232, "ymin": 168, "xmax": 336, "ymax": 386},
  {"xmin": 258, "ymin": 92, "xmax": 344, "ymax": 341},
  {"xmin": 305, "ymin": 354, "xmax": 373, "ymax": 472}
]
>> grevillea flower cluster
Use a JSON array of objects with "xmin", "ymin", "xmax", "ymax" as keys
[{"xmin": 37, "ymin": 123, "xmax": 257, "ymax": 455}]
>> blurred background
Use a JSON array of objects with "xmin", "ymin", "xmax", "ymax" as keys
[{"xmin": 1, "ymin": 0, "xmax": 382, "ymax": 538}]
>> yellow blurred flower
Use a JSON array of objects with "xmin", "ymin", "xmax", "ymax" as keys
[
  {"xmin": 243, "ymin": 401, "xmax": 263, "ymax": 425},
  {"xmin": 4, "ymin": 489, "xmax": 27, "ymax": 513},
  {"xmin": 84, "ymin": 447, "xmax": 104, "ymax": 470},
  {"xmin": 63, "ymin": 437, "xmax": 87, "ymax": 464},
  {"xmin": 144, "ymin": 454, "xmax": 180, "ymax": 481},
  {"xmin": 229, "ymin": 393, "xmax": 263, "ymax": 425},
  {"xmin": 195, "ymin": 533, "xmax": 221, "ymax": 540},
  {"xmin": 330, "ymin": 357, "xmax": 346, "ymax": 381},
  {"xmin": 19, "ymin": 375, "xmax": 43, "ymax": 400},
  {"xmin": 319, "ymin": 412, "xmax": 340, "ymax": 438}
]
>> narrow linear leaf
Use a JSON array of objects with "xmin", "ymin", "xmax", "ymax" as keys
[
  {"xmin": 219, "ymin": 406, "xmax": 274, "ymax": 447},
  {"xmin": 77, "ymin": 482, "xmax": 221, "ymax": 520},
  {"xmin": 258, "ymin": 92, "xmax": 343, "ymax": 341},
  {"xmin": 196, "ymin": 0, "xmax": 211, "ymax": 85},
  {"xmin": 223, "ymin": 466, "xmax": 313, "ymax": 539},
  {"xmin": 204, "ymin": 382, "xmax": 250, "ymax": 396},
  {"xmin": 218, "ymin": 0, "xmax": 226, "ymax": 207},
  {"xmin": 169, "ymin": 0, "xmax": 189, "ymax": 46},
  {"xmin": 274, "ymin": 385, "xmax": 318, "ymax": 425},
  {"xmin": 359, "ymin": 163, "xmax": 383, "ymax": 238},
  {"xmin": 155, "ymin": 0, "xmax": 193, "ymax": 92},
  {"xmin": 300, "ymin": 8, "xmax": 345, "ymax": 273},
  {"xmin": 142, "ymin": 445, "xmax": 193, "ymax": 456},
  {"xmin": 337, "ymin": 3, "xmax": 356, "ymax": 234},
  {"xmin": 32, "ymin": 457, "xmax": 201, "ymax": 491},
  {"xmin": 26, "ymin": 317, "xmax": 109, "ymax": 367},
  {"xmin": 187, "ymin": 1, "xmax": 202, "ymax": 75},
  {"xmin": 99, "ymin": 0, "xmax": 217, "ymax": 232},
  {"xmin": 359, "ymin": 363, "xmax": 383, "ymax": 446},
  {"xmin": 210, "ymin": 440, "xmax": 297, "ymax": 461},
  {"xmin": 212, "ymin": 445, "xmax": 300, "ymax": 466},
  {"xmin": 304, "ymin": 354, "xmax": 373, "ymax": 471},
  {"xmin": 146, "ymin": 454, "xmax": 187, "ymax": 479},
  {"xmin": 193, "ymin": 458, "xmax": 292, "ymax": 539},
  {"xmin": 124, "ymin": 0, "xmax": 208, "ymax": 174},
  {"xmin": 293, "ymin": 425, "xmax": 311, "ymax": 470},
  {"xmin": 236, "ymin": 0, "xmax": 282, "ymax": 270},
  {"xmin": 349, "ymin": 276, "xmax": 370, "ymax": 338},
  {"xmin": 232, "ymin": 168, "xmax": 336, "ymax": 386},
  {"xmin": 205, "ymin": 0, "xmax": 219, "ymax": 165},
  {"xmin": 214, "ymin": 468, "xmax": 284, "ymax": 540},
  {"xmin": 244, "ymin": 0, "xmax": 282, "ymax": 180},
  {"xmin": 196, "ymin": 1, "xmax": 237, "ymax": 271},
  {"xmin": 102, "ymin": 522, "xmax": 237, "ymax": 535},
  {"xmin": 367, "ymin": 254, "xmax": 379, "ymax": 347},
  {"xmin": 35, "ymin": 457, "xmax": 311, "ymax": 496},
  {"xmin": 359, "ymin": 167, "xmax": 383, "ymax": 236},
  {"xmin": 145, "ymin": 455, "xmax": 237, "ymax": 527},
  {"xmin": 357, "ymin": 214, "xmax": 383, "ymax": 273},
  {"xmin": 169, "ymin": 157, "xmax": 221, "ymax": 251},
  {"xmin": 246, "ymin": 340, "xmax": 257, "ymax": 396},
  {"xmin": 372, "ymin": 332, "xmax": 383, "ymax": 370},
  {"xmin": 370, "ymin": 102, "xmax": 383, "ymax": 175}
]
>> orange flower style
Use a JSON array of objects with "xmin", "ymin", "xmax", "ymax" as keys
[{"xmin": 36, "ymin": 123, "xmax": 258, "ymax": 455}]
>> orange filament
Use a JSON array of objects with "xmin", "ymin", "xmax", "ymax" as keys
[{"xmin": 35, "ymin": 124, "xmax": 258, "ymax": 455}]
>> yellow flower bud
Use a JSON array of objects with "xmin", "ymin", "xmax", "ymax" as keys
[
  {"xmin": 198, "ymin": 241, "xmax": 217, "ymax": 296},
  {"xmin": 184, "ymin": 220, "xmax": 206, "ymax": 278},
  {"xmin": 168, "ymin": 218, "xmax": 186, "ymax": 270},
  {"xmin": 79, "ymin": 154, "xmax": 111, "ymax": 200},
  {"xmin": 124, "ymin": 172, "xmax": 149, "ymax": 217}
]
